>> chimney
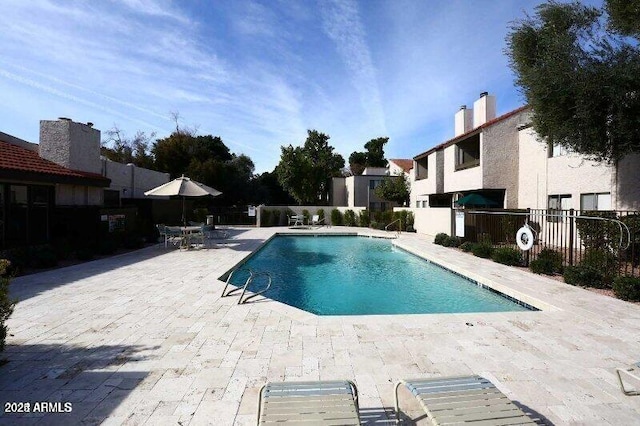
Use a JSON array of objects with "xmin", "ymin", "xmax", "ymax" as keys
[
  {"xmin": 39, "ymin": 118, "xmax": 101, "ymax": 174},
  {"xmin": 473, "ymin": 92, "xmax": 496, "ymax": 128},
  {"xmin": 454, "ymin": 105, "xmax": 473, "ymax": 136}
]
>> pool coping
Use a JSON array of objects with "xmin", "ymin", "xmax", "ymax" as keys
[{"xmin": 217, "ymin": 230, "xmax": 557, "ymax": 320}]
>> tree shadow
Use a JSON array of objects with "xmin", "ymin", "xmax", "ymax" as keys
[{"xmin": 0, "ymin": 342, "xmax": 154, "ymax": 424}]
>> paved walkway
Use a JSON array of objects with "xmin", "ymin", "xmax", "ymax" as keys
[{"xmin": 1, "ymin": 227, "xmax": 639, "ymax": 425}]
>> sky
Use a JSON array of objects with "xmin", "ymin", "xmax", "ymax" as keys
[{"xmin": 0, "ymin": 0, "xmax": 603, "ymax": 174}]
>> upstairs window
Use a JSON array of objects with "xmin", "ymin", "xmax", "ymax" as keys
[
  {"xmin": 548, "ymin": 142, "xmax": 569, "ymax": 157},
  {"xmin": 548, "ymin": 194, "xmax": 572, "ymax": 222},
  {"xmin": 415, "ymin": 157, "xmax": 428, "ymax": 180},
  {"xmin": 369, "ymin": 179, "xmax": 382, "ymax": 190},
  {"xmin": 455, "ymin": 135, "xmax": 480, "ymax": 171}
]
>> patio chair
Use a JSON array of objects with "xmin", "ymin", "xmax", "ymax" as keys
[
  {"xmin": 394, "ymin": 375, "xmax": 536, "ymax": 425},
  {"xmin": 616, "ymin": 361, "xmax": 640, "ymax": 396},
  {"xmin": 310, "ymin": 214, "xmax": 326, "ymax": 228},
  {"xmin": 257, "ymin": 380, "xmax": 360, "ymax": 425},
  {"xmin": 163, "ymin": 226, "xmax": 184, "ymax": 248}
]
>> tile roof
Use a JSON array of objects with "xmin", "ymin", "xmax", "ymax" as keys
[
  {"xmin": 389, "ymin": 159, "xmax": 413, "ymax": 173},
  {"xmin": 414, "ymin": 105, "xmax": 531, "ymax": 160},
  {"xmin": 0, "ymin": 140, "xmax": 110, "ymax": 186}
]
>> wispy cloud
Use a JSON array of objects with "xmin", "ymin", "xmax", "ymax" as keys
[{"xmin": 319, "ymin": 0, "xmax": 387, "ymax": 135}]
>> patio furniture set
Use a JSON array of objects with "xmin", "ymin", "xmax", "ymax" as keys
[
  {"xmin": 287, "ymin": 214, "xmax": 326, "ymax": 228},
  {"xmin": 156, "ymin": 223, "xmax": 229, "ymax": 250}
]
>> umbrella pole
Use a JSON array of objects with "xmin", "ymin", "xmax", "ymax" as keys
[{"xmin": 182, "ymin": 196, "xmax": 186, "ymax": 226}]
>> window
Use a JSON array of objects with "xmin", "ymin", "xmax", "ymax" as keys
[
  {"xmin": 369, "ymin": 179, "xmax": 382, "ymax": 190},
  {"xmin": 548, "ymin": 194, "xmax": 572, "ymax": 222},
  {"xmin": 415, "ymin": 157, "xmax": 428, "ymax": 180},
  {"xmin": 548, "ymin": 142, "xmax": 571, "ymax": 158},
  {"xmin": 429, "ymin": 194, "xmax": 453, "ymax": 208},
  {"xmin": 455, "ymin": 135, "xmax": 480, "ymax": 171},
  {"xmin": 580, "ymin": 193, "xmax": 611, "ymax": 211}
]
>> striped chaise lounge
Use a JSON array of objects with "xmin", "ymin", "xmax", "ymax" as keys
[
  {"xmin": 394, "ymin": 375, "xmax": 536, "ymax": 425},
  {"xmin": 257, "ymin": 380, "xmax": 360, "ymax": 425}
]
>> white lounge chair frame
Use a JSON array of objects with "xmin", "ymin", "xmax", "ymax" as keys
[
  {"xmin": 394, "ymin": 375, "xmax": 536, "ymax": 425},
  {"xmin": 616, "ymin": 362, "xmax": 640, "ymax": 396},
  {"xmin": 257, "ymin": 380, "xmax": 360, "ymax": 425}
]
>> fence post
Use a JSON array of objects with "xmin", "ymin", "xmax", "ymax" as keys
[{"xmin": 568, "ymin": 208, "xmax": 575, "ymax": 266}]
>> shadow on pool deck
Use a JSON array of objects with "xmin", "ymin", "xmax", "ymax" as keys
[{"xmin": 0, "ymin": 342, "xmax": 153, "ymax": 424}]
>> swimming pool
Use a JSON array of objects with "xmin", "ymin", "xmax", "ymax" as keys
[{"xmin": 224, "ymin": 235, "xmax": 532, "ymax": 315}]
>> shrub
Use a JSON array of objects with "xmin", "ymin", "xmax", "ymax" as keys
[
  {"xmin": 359, "ymin": 210, "xmax": 370, "ymax": 227},
  {"xmin": 563, "ymin": 265, "xmax": 606, "ymax": 288},
  {"xmin": 530, "ymin": 248, "xmax": 563, "ymax": 275},
  {"xmin": 613, "ymin": 276, "xmax": 640, "ymax": 301},
  {"xmin": 302, "ymin": 209, "xmax": 310, "ymax": 221},
  {"xmin": 330, "ymin": 209, "xmax": 343, "ymax": 226},
  {"xmin": 434, "ymin": 233, "xmax": 449, "ymax": 246},
  {"xmin": 317, "ymin": 209, "xmax": 325, "ymax": 221},
  {"xmin": 393, "ymin": 210, "xmax": 409, "ymax": 231},
  {"xmin": 460, "ymin": 242, "xmax": 475, "ymax": 252},
  {"xmin": 53, "ymin": 238, "xmax": 73, "ymax": 260},
  {"xmin": 406, "ymin": 211, "xmax": 415, "ymax": 229},
  {"xmin": 444, "ymin": 236, "xmax": 462, "ymax": 247},
  {"xmin": 261, "ymin": 209, "xmax": 271, "ymax": 227},
  {"xmin": 343, "ymin": 210, "xmax": 357, "ymax": 226},
  {"xmin": 472, "ymin": 243, "xmax": 494, "ymax": 258},
  {"xmin": 0, "ymin": 259, "xmax": 16, "ymax": 353},
  {"xmin": 492, "ymin": 247, "xmax": 522, "ymax": 266},
  {"xmin": 582, "ymin": 249, "xmax": 618, "ymax": 286}
]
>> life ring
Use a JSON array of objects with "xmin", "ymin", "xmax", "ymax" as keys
[{"xmin": 516, "ymin": 226, "xmax": 534, "ymax": 251}]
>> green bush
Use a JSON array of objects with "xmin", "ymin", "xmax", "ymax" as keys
[
  {"xmin": 563, "ymin": 265, "xmax": 606, "ymax": 288},
  {"xmin": 317, "ymin": 209, "xmax": 325, "ymax": 221},
  {"xmin": 472, "ymin": 243, "xmax": 494, "ymax": 259},
  {"xmin": 444, "ymin": 236, "xmax": 462, "ymax": 247},
  {"xmin": 492, "ymin": 247, "xmax": 522, "ymax": 266},
  {"xmin": 393, "ymin": 210, "xmax": 409, "ymax": 231},
  {"xmin": 582, "ymin": 249, "xmax": 618, "ymax": 286},
  {"xmin": 53, "ymin": 238, "xmax": 73, "ymax": 260},
  {"xmin": 0, "ymin": 259, "xmax": 16, "ymax": 353},
  {"xmin": 359, "ymin": 210, "xmax": 370, "ymax": 227},
  {"xmin": 302, "ymin": 209, "xmax": 310, "ymax": 221},
  {"xmin": 261, "ymin": 209, "xmax": 272, "ymax": 227},
  {"xmin": 613, "ymin": 276, "xmax": 640, "ymax": 301},
  {"xmin": 406, "ymin": 211, "xmax": 415, "ymax": 228},
  {"xmin": 434, "ymin": 233, "xmax": 449, "ymax": 245},
  {"xmin": 460, "ymin": 242, "xmax": 475, "ymax": 252},
  {"xmin": 330, "ymin": 209, "xmax": 343, "ymax": 226},
  {"xmin": 343, "ymin": 210, "xmax": 357, "ymax": 226},
  {"xmin": 530, "ymin": 248, "xmax": 563, "ymax": 275}
]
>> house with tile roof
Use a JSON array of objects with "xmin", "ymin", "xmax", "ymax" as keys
[
  {"xmin": 407, "ymin": 92, "xmax": 640, "ymax": 236},
  {"xmin": 0, "ymin": 118, "xmax": 169, "ymax": 250}
]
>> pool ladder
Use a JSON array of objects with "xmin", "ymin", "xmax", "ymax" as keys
[
  {"xmin": 221, "ymin": 268, "xmax": 272, "ymax": 304},
  {"xmin": 385, "ymin": 219, "xmax": 401, "ymax": 238}
]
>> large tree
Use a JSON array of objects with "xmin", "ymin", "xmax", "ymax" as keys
[
  {"xmin": 101, "ymin": 126, "xmax": 155, "ymax": 169},
  {"xmin": 348, "ymin": 137, "xmax": 389, "ymax": 175},
  {"xmin": 506, "ymin": 0, "xmax": 640, "ymax": 163},
  {"xmin": 276, "ymin": 130, "xmax": 345, "ymax": 205},
  {"xmin": 374, "ymin": 174, "xmax": 410, "ymax": 206}
]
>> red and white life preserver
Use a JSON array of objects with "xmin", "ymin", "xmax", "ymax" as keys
[{"xmin": 516, "ymin": 226, "xmax": 534, "ymax": 251}]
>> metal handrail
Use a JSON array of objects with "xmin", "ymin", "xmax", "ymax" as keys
[
  {"xmin": 239, "ymin": 272, "xmax": 272, "ymax": 304},
  {"xmin": 221, "ymin": 268, "xmax": 253, "ymax": 297},
  {"xmin": 385, "ymin": 219, "xmax": 401, "ymax": 236}
]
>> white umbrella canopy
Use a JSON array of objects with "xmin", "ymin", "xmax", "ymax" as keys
[{"xmin": 144, "ymin": 175, "xmax": 222, "ymax": 225}]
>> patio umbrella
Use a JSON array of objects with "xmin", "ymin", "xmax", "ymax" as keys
[
  {"xmin": 144, "ymin": 175, "xmax": 222, "ymax": 225},
  {"xmin": 455, "ymin": 193, "xmax": 500, "ymax": 207}
]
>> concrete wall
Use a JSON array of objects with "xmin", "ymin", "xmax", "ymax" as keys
[
  {"xmin": 482, "ymin": 110, "xmax": 525, "ymax": 208},
  {"xmin": 517, "ymin": 127, "xmax": 548, "ymax": 209},
  {"xmin": 443, "ymin": 140, "xmax": 483, "ymax": 193},
  {"xmin": 55, "ymin": 184, "xmax": 103, "ymax": 206},
  {"xmin": 616, "ymin": 153, "xmax": 640, "ymax": 210},
  {"xmin": 332, "ymin": 177, "xmax": 346, "ymax": 206},
  {"xmin": 102, "ymin": 159, "xmax": 170, "ymax": 199},
  {"xmin": 411, "ymin": 207, "xmax": 452, "ymax": 236},
  {"xmin": 40, "ymin": 119, "xmax": 101, "ymax": 174}
]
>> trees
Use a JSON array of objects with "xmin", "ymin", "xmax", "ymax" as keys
[
  {"xmin": 101, "ymin": 126, "xmax": 155, "ymax": 169},
  {"xmin": 276, "ymin": 130, "xmax": 345, "ymax": 205},
  {"xmin": 374, "ymin": 174, "xmax": 410, "ymax": 206},
  {"xmin": 348, "ymin": 137, "xmax": 389, "ymax": 175},
  {"xmin": 506, "ymin": 0, "xmax": 640, "ymax": 163}
]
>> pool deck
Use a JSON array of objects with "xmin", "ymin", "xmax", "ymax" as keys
[{"xmin": 2, "ymin": 226, "xmax": 639, "ymax": 425}]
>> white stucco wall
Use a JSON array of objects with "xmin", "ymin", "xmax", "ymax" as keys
[
  {"xmin": 55, "ymin": 184, "xmax": 103, "ymax": 206},
  {"xmin": 102, "ymin": 159, "xmax": 170, "ymax": 199},
  {"xmin": 443, "ymin": 140, "xmax": 483, "ymax": 193},
  {"xmin": 410, "ymin": 154, "xmax": 437, "ymax": 207},
  {"xmin": 615, "ymin": 153, "xmax": 640, "ymax": 211},
  {"xmin": 412, "ymin": 207, "xmax": 452, "ymax": 236},
  {"xmin": 546, "ymin": 154, "xmax": 613, "ymax": 210},
  {"xmin": 39, "ymin": 119, "xmax": 101, "ymax": 174},
  {"xmin": 517, "ymin": 127, "xmax": 548, "ymax": 209}
]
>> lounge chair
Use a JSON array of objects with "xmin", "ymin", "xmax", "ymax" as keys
[
  {"xmin": 257, "ymin": 380, "xmax": 360, "ymax": 425},
  {"xmin": 310, "ymin": 214, "xmax": 325, "ymax": 228},
  {"xmin": 616, "ymin": 361, "xmax": 640, "ymax": 396},
  {"xmin": 394, "ymin": 375, "xmax": 536, "ymax": 425}
]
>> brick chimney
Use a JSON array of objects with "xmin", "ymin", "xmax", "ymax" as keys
[
  {"xmin": 39, "ymin": 118, "xmax": 101, "ymax": 174},
  {"xmin": 473, "ymin": 91, "xmax": 496, "ymax": 128},
  {"xmin": 454, "ymin": 105, "xmax": 473, "ymax": 136}
]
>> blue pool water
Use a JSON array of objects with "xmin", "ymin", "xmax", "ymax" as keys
[{"xmin": 226, "ymin": 236, "xmax": 531, "ymax": 315}]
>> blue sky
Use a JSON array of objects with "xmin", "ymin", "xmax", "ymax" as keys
[{"xmin": 0, "ymin": 0, "xmax": 602, "ymax": 173}]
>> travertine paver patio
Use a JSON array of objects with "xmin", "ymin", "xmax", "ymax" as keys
[{"xmin": 1, "ymin": 227, "xmax": 639, "ymax": 425}]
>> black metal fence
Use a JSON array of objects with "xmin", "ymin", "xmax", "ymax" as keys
[{"xmin": 463, "ymin": 208, "xmax": 640, "ymax": 277}]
